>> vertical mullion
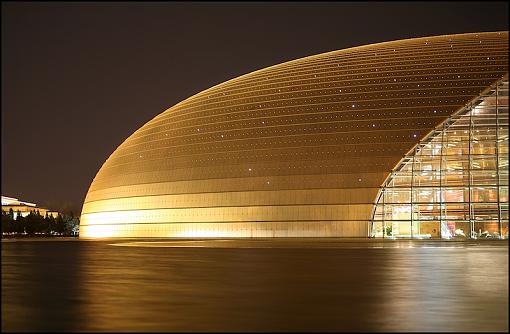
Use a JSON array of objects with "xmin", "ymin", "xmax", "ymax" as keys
[
  {"xmin": 439, "ymin": 122, "xmax": 446, "ymax": 239},
  {"xmin": 468, "ymin": 103, "xmax": 474, "ymax": 238},
  {"xmin": 382, "ymin": 189, "xmax": 385, "ymax": 239},
  {"xmin": 411, "ymin": 149, "xmax": 416, "ymax": 239},
  {"xmin": 495, "ymin": 82, "xmax": 502, "ymax": 239}
]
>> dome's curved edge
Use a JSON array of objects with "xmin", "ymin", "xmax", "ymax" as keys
[{"xmin": 89, "ymin": 31, "xmax": 508, "ymax": 187}]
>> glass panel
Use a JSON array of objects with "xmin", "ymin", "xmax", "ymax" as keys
[
  {"xmin": 416, "ymin": 221, "xmax": 440, "ymax": 239},
  {"xmin": 391, "ymin": 221, "xmax": 411, "ymax": 238},
  {"xmin": 471, "ymin": 187, "xmax": 499, "ymax": 202},
  {"xmin": 371, "ymin": 221, "xmax": 384, "ymax": 237},
  {"xmin": 443, "ymin": 203, "xmax": 470, "ymax": 220},
  {"xmin": 386, "ymin": 205, "xmax": 411, "ymax": 220},
  {"xmin": 384, "ymin": 189, "xmax": 411, "ymax": 203},
  {"xmin": 442, "ymin": 221, "xmax": 470, "ymax": 239},
  {"xmin": 413, "ymin": 204, "xmax": 441, "ymax": 220},
  {"xmin": 413, "ymin": 188, "xmax": 439, "ymax": 203},
  {"xmin": 472, "ymin": 203, "xmax": 499, "ymax": 220},
  {"xmin": 442, "ymin": 188, "xmax": 466, "ymax": 202},
  {"xmin": 501, "ymin": 221, "xmax": 509, "ymax": 240},
  {"xmin": 473, "ymin": 221, "xmax": 501, "ymax": 239}
]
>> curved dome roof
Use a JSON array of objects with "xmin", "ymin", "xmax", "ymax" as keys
[{"xmin": 80, "ymin": 31, "xmax": 508, "ymax": 238}]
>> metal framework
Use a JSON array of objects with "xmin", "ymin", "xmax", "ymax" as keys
[{"xmin": 371, "ymin": 77, "xmax": 509, "ymax": 239}]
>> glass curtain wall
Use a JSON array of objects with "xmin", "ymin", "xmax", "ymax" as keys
[{"xmin": 371, "ymin": 78, "xmax": 508, "ymax": 239}]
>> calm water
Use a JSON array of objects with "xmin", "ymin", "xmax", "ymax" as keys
[{"xmin": 2, "ymin": 238, "xmax": 508, "ymax": 332}]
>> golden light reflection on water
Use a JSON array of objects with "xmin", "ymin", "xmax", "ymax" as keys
[
  {"xmin": 2, "ymin": 239, "xmax": 508, "ymax": 332},
  {"xmin": 107, "ymin": 239, "xmax": 495, "ymax": 249},
  {"xmin": 379, "ymin": 248, "xmax": 508, "ymax": 332}
]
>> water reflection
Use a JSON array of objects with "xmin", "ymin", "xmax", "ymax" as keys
[
  {"xmin": 1, "ymin": 239, "xmax": 85, "ymax": 332},
  {"xmin": 379, "ymin": 249, "xmax": 508, "ymax": 331},
  {"xmin": 2, "ymin": 239, "xmax": 508, "ymax": 331}
]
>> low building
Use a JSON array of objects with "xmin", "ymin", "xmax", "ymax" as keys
[{"xmin": 1, "ymin": 196, "xmax": 59, "ymax": 219}]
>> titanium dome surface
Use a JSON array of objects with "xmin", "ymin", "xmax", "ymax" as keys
[{"xmin": 80, "ymin": 31, "xmax": 509, "ymax": 238}]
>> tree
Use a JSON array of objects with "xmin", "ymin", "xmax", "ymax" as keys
[
  {"xmin": 385, "ymin": 225, "xmax": 392, "ymax": 237},
  {"xmin": 1, "ymin": 210, "xmax": 14, "ymax": 234},
  {"xmin": 47, "ymin": 214, "xmax": 55, "ymax": 234},
  {"xmin": 64, "ymin": 217, "xmax": 80, "ymax": 236},
  {"xmin": 54, "ymin": 214, "xmax": 65, "ymax": 235},
  {"xmin": 32, "ymin": 210, "xmax": 45, "ymax": 234},
  {"xmin": 15, "ymin": 211, "xmax": 25, "ymax": 234},
  {"xmin": 24, "ymin": 211, "xmax": 37, "ymax": 235}
]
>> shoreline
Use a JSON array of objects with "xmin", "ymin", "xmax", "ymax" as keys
[{"xmin": 2, "ymin": 236, "xmax": 508, "ymax": 245}]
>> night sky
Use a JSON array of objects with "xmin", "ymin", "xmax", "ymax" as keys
[{"xmin": 2, "ymin": 1, "xmax": 508, "ymax": 215}]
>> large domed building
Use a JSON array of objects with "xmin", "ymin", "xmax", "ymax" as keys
[{"xmin": 80, "ymin": 31, "xmax": 508, "ymax": 239}]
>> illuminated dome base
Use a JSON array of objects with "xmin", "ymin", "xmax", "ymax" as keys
[{"xmin": 81, "ymin": 221, "xmax": 368, "ymax": 238}]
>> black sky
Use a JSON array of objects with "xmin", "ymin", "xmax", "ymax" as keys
[{"xmin": 1, "ymin": 1, "xmax": 508, "ymax": 214}]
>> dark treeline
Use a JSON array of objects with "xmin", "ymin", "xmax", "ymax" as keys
[{"xmin": 1, "ymin": 208, "xmax": 79, "ymax": 237}]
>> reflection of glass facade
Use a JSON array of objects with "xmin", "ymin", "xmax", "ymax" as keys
[{"xmin": 371, "ymin": 78, "xmax": 509, "ymax": 239}]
